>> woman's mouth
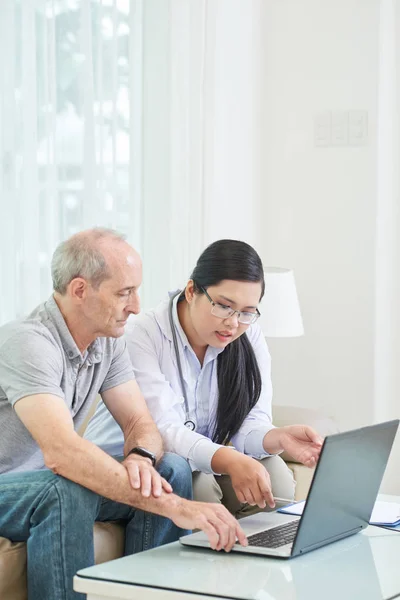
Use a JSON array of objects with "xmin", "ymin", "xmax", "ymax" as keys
[{"xmin": 215, "ymin": 331, "xmax": 233, "ymax": 342}]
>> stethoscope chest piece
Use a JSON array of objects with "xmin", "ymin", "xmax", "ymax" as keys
[{"xmin": 184, "ymin": 420, "xmax": 196, "ymax": 431}]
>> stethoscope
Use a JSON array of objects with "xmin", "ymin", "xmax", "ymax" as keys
[{"xmin": 168, "ymin": 291, "xmax": 196, "ymax": 431}]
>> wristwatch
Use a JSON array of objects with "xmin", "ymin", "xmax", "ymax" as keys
[{"xmin": 127, "ymin": 446, "xmax": 157, "ymax": 466}]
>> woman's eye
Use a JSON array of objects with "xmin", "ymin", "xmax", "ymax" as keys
[{"xmin": 219, "ymin": 304, "xmax": 231, "ymax": 311}]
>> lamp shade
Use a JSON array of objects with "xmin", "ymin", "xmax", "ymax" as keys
[{"xmin": 258, "ymin": 268, "xmax": 304, "ymax": 337}]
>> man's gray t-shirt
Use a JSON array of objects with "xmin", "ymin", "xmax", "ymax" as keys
[{"xmin": 0, "ymin": 295, "xmax": 134, "ymax": 474}]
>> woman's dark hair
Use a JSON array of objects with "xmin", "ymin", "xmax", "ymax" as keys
[{"xmin": 189, "ymin": 239, "xmax": 265, "ymax": 445}]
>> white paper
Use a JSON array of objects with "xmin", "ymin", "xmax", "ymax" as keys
[
  {"xmin": 280, "ymin": 501, "xmax": 305, "ymax": 516},
  {"xmin": 280, "ymin": 499, "xmax": 400, "ymax": 525},
  {"xmin": 370, "ymin": 501, "xmax": 400, "ymax": 525}
]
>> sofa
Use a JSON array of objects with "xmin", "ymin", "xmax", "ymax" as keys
[{"xmin": 0, "ymin": 404, "xmax": 339, "ymax": 600}]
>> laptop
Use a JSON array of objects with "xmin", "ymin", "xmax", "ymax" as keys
[{"xmin": 180, "ymin": 419, "xmax": 399, "ymax": 558}]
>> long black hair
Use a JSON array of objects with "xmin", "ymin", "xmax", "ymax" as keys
[{"xmin": 189, "ymin": 239, "xmax": 265, "ymax": 445}]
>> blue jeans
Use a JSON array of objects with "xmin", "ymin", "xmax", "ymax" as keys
[{"xmin": 0, "ymin": 452, "xmax": 192, "ymax": 600}]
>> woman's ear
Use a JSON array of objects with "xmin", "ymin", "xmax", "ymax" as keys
[{"xmin": 185, "ymin": 280, "xmax": 195, "ymax": 304}]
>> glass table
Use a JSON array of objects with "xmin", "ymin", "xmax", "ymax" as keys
[{"xmin": 74, "ymin": 495, "xmax": 400, "ymax": 600}]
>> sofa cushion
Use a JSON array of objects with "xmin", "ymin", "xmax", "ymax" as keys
[
  {"xmin": 0, "ymin": 522, "xmax": 125, "ymax": 600},
  {"xmin": 272, "ymin": 404, "xmax": 340, "ymax": 464},
  {"xmin": 286, "ymin": 461, "xmax": 315, "ymax": 501},
  {"xmin": 94, "ymin": 521, "xmax": 125, "ymax": 564},
  {"xmin": 0, "ymin": 537, "xmax": 27, "ymax": 600}
]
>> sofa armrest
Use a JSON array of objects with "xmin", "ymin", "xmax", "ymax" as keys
[
  {"xmin": 272, "ymin": 404, "xmax": 340, "ymax": 464},
  {"xmin": 286, "ymin": 462, "xmax": 315, "ymax": 501},
  {"xmin": 0, "ymin": 537, "xmax": 27, "ymax": 600}
]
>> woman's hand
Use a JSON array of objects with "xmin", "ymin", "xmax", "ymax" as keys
[
  {"xmin": 263, "ymin": 426, "xmax": 323, "ymax": 468},
  {"xmin": 212, "ymin": 448, "xmax": 275, "ymax": 509}
]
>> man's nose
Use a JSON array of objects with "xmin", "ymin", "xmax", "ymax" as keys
[{"xmin": 127, "ymin": 293, "xmax": 140, "ymax": 315}]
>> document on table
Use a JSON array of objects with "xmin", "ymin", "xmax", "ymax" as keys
[{"xmin": 278, "ymin": 499, "xmax": 400, "ymax": 526}]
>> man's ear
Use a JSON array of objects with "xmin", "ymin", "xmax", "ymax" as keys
[
  {"xmin": 185, "ymin": 279, "xmax": 195, "ymax": 304},
  {"xmin": 68, "ymin": 278, "xmax": 89, "ymax": 302}
]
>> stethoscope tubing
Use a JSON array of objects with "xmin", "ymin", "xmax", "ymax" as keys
[{"xmin": 168, "ymin": 292, "xmax": 196, "ymax": 431}]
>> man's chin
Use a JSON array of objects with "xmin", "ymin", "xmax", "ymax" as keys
[{"xmin": 112, "ymin": 322, "xmax": 127, "ymax": 337}]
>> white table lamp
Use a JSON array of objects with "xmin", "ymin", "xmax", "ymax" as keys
[{"xmin": 258, "ymin": 267, "xmax": 304, "ymax": 337}]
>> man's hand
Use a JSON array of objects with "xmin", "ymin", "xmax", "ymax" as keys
[
  {"xmin": 123, "ymin": 454, "xmax": 173, "ymax": 498},
  {"xmin": 170, "ymin": 499, "xmax": 248, "ymax": 552},
  {"xmin": 264, "ymin": 426, "xmax": 323, "ymax": 468}
]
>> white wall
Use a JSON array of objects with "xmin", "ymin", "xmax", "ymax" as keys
[
  {"xmin": 258, "ymin": 0, "xmax": 379, "ymax": 429},
  {"xmin": 258, "ymin": 0, "xmax": 400, "ymax": 493},
  {"xmin": 374, "ymin": 0, "xmax": 400, "ymax": 494},
  {"xmin": 140, "ymin": 0, "xmax": 399, "ymax": 492}
]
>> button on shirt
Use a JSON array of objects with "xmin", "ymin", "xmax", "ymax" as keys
[
  {"xmin": 0, "ymin": 295, "xmax": 134, "ymax": 474},
  {"xmin": 85, "ymin": 292, "xmax": 275, "ymax": 473}
]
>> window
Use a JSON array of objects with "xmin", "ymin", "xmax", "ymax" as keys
[{"xmin": 0, "ymin": 0, "xmax": 142, "ymax": 323}]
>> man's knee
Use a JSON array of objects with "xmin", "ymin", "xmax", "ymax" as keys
[
  {"xmin": 0, "ymin": 469, "xmax": 99, "ymax": 521},
  {"xmin": 34, "ymin": 473, "xmax": 102, "ymax": 524},
  {"xmin": 157, "ymin": 453, "xmax": 193, "ymax": 500}
]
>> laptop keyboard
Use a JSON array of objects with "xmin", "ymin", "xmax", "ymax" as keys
[{"xmin": 243, "ymin": 520, "xmax": 299, "ymax": 549}]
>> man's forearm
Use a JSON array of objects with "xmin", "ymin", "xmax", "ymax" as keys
[
  {"xmin": 46, "ymin": 433, "xmax": 180, "ymax": 517},
  {"xmin": 123, "ymin": 415, "xmax": 164, "ymax": 460}
]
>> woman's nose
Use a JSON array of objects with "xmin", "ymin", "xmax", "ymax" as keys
[{"xmin": 223, "ymin": 311, "xmax": 239, "ymax": 327}]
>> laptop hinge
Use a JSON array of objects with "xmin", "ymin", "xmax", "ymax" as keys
[{"xmin": 296, "ymin": 525, "xmax": 364, "ymax": 554}]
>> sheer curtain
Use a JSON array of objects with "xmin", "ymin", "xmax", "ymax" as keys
[
  {"xmin": 140, "ymin": 0, "xmax": 263, "ymax": 310},
  {"xmin": 0, "ymin": 0, "xmax": 143, "ymax": 324},
  {"xmin": 0, "ymin": 0, "xmax": 263, "ymax": 321}
]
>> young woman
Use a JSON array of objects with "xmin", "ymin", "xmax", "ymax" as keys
[{"xmin": 85, "ymin": 239, "xmax": 322, "ymax": 517}]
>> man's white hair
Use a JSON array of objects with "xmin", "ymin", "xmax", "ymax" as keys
[{"xmin": 51, "ymin": 227, "xmax": 126, "ymax": 294}]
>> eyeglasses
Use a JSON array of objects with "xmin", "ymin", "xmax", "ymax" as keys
[{"xmin": 201, "ymin": 287, "xmax": 261, "ymax": 325}]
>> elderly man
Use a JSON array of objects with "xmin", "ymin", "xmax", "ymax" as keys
[{"xmin": 0, "ymin": 228, "xmax": 246, "ymax": 600}]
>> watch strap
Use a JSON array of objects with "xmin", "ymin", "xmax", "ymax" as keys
[{"xmin": 127, "ymin": 446, "xmax": 156, "ymax": 466}]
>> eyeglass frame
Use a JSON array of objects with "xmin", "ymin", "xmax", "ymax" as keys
[{"xmin": 200, "ymin": 287, "xmax": 261, "ymax": 325}]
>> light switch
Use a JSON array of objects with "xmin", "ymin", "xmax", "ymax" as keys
[
  {"xmin": 331, "ymin": 110, "xmax": 348, "ymax": 146},
  {"xmin": 349, "ymin": 110, "xmax": 368, "ymax": 145},
  {"xmin": 314, "ymin": 111, "xmax": 331, "ymax": 147}
]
